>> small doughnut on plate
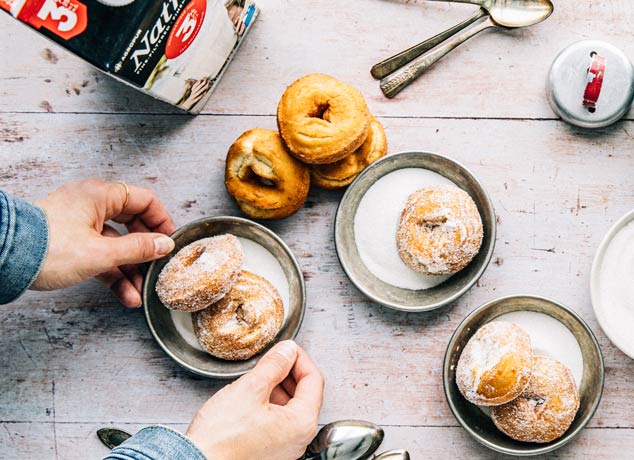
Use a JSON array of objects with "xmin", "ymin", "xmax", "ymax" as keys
[
  {"xmin": 491, "ymin": 356, "xmax": 580, "ymax": 443},
  {"xmin": 311, "ymin": 115, "xmax": 387, "ymax": 190},
  {"xmin": 143, "ymin": 216, "xmax": 305, "ymax": 379},
  {"xmin": 456, "ymin": 321, "xmax": 532, "ymax": 406},
  {"xmin": 397, "ymin": 187, "xmax": 483, "ymax": 275},
  {"xmin": 225, "ymin": 128, "xmax": 310, "ymax": 219},
  {"xmin": 444, "ymin": 295, "xmax": 604, "ymax": 456},
  {"xmin": 156, "ymin": 234, "xmax": 242, "ymax": 312},
  {"xmin": 193, "ymin": 270, "xmax": 284, "ymax": 361},
  {"xmin": 277, "ymin": 73, "xmax": 371, "ymax": 164}
]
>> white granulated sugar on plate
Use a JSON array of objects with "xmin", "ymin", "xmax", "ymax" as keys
[
  {"xmin": 170, "ymin": 235, "xmax": 290, "ymax": 351},
  {"xmin": 493, "ymin": 311, "xmax": 584, "ymax": 387},
  {"xmin": 354, "ymin": 167, "xmax": 459, "ymax": 290}
]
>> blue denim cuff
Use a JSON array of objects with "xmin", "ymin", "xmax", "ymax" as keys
[
  {"xmin": 103, "ymin": 426, "xmax": 207, "ymax": 460},
  {"xmin": 0, "ymin": 190, "xmax": 49, "ymax": 305}
]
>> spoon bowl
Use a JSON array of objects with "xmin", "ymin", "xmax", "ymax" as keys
[
  {"xmin": 488, "ymin": 0, "xmax": 554, "ymax": 28},
  {"xmin": 302, "ymin": 420, "xmax": 384, "ymax": 460},
  {"xmin": 374, "ymin": 449, "xmax": 410, "ymax": 460}
]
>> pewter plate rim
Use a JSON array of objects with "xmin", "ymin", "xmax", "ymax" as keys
[
  {"xmin": 590, "ymin": 208, "xmax": 634, "ymax": 359},
  {"xmin": 334, "ymin": 151, "xmax": 496, "ymax": 312},
  {"xmin": 143, "ymin": 216, "xmax": 306, "ymax": 379},
  {"xmin": 443, "ymin": 295, "xmax": 605, "ymax": 456}
]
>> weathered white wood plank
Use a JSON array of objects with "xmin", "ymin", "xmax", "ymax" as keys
[
  {"xmin": 1, "ymin": 115, "xmax": 633, "ymax": 441},
  {"xmin": 2, "ymin": 423, "xmax": 632, "ymax": 460},
  {"xmin": 1, "ymin": 0, "xmax": 634, "ymax": 117}
]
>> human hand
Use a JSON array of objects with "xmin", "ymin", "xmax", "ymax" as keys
[
  {"xmin": 186, "ymin": 340, "xmax": 325, "ymax": 460},
  {"xmin": 179, "ymin": 78, "xmax": 211, "ymax": 111},
  {"xmin": 33, "ymin": 179, "xmax": 176, "ymax": 307}
]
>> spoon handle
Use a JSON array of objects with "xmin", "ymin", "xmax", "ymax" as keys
[
  {"xmin": 380, "ymin": 15, "xmax": 494, "ymax": 98},
  {"xmin": 371, "ymin": 8, "xmax": 487, "ymax": 79}
]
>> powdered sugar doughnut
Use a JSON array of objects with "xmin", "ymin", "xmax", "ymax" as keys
[
  {"xmin": 156, "ymin": 234, "xmax": 242, "ymax": 312},
  {"xmin": 491, "ymin": 356, "xmax": 580, "ymax": 443},
  {"xmin": 192, "ymin": 270, "xmax": 284, "ymax": 361},
  {"xmin": 397, "ymin": 186, "xmax": 483, "ymax": 275},
  {"xmin": 456, "ymin": 321, "xmax": 532, "ymax": 406}
]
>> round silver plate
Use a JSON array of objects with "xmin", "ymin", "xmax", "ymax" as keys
[
  {"xmin": 443, "ymin": 295, "xmax": 604, "ymax": 456},
  {"xmin": 143, "ymin": 216, "xmax": 306, "ymax": 379},
  {"xmin": 334, "ymin": 151, "xmax": 496, "ymax": 312}
]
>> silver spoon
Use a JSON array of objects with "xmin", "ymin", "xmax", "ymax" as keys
[
  {"xmin": 379, "ymin": 0, "xmax": 554, "ymax": 98},
  {"xmin": 300, "ymin": 420, "xmax": 384, "ymax": 460},
  {"xmin": 97, "ymin": 420, "xmax": 385, "ymax": 460},
  {"xmin": 374, "ymin": 449, "xmax": 410, "ymax": 460}
]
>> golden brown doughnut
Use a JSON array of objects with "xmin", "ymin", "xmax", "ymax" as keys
[
  {"xmin": 277, "ymin": 73, "xmax": 371, "ymax": 164},
  {"xmin": 156, "ymin": 234, "xmax": 242, "ymax": 312},
  {"xmin": 397, "ymin": 186, "xmax": 483, "ymax": 275},
  {"xmin": 311, "ymin": 116, "xmax": 387, "ymax": 190},
  {"xmin": 192, "ymin": 270, "xmax": 284, "ymax": 361},
  {"xmin": 225, "ymin": 128, "xmax": 310, "ymax": 219},
  {"xmin": 491, "ymin": 356, "xmax": 580, "ymax": 443},
  {"xmin": 456, "ymin": 321, "xmax": 532, "ymax": 406}
]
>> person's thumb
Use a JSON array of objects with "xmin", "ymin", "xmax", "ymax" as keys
[
  {"xmin": 104, "ymin": 232, "xmax": 175, "ymax": 267},
  {"xmin": 243, "ymin": 340, "xmax": 298, "ymax": 397}
]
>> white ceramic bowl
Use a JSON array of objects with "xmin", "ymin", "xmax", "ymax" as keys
[{"xmin": 590, "ymin": 208, "xmax": 634, "ymax": 359}]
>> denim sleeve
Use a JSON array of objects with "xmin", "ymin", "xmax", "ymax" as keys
[
  {"xmin": 103, "ymin": 426, "xmax": 207, "ymax": 460},
  {"xmin": 0, "ymin": 189, "xmax": 49, "ymax": 305}
]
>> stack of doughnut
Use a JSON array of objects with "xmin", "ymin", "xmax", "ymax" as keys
[
  {"xmin": 156, "ymin": 234, "xmax": 284, "ymax": 360},
  {"xmin": 456, "ymin": 321, "xmax": 580, "ymax": 443},
  {"xmin": 225, "ymin": 73, "xmax": 388, "ymax": 219}
]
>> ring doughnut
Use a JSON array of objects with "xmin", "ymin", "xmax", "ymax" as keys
[
  {"xmin": 156, "ymin": 234, "xmax": 242, "ymax": 312},
  {"xmin": 225, "ymin": 128, "xmax": 310, "ymax": 219},
  {"xmin": 491, "ymin": 356, "xmax": 580, "ymax": 443},
  {"xmin": 311, "ymin": 116, "xmax": 387, "ymax": 189},
  {"xmin": 277, "ymin": 73, "xmax": 371, "ymax": 164},
  {"xmin": 456, "ymin": 321, "xmax": 532, "ymax": 406},
  {"xmin": 397, "ymin": 186, "xmax": 483, "ymax": 275},
  {"xmin": 192, "ymin": 270, "xmax": 284, "ymax": 361}
]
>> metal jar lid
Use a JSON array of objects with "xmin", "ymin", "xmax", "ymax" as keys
[{"xmin": 547, "ymin": 40, "xmax": 634, "ymax": 128}]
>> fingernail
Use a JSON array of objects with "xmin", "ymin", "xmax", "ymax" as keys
[
  {"xmin": 276, "ymin": 340, "xmax": 297, "ymax": 362},
  {"xmin": 154, "ymin": 236, "xmax": 175, "ymax": 255}
]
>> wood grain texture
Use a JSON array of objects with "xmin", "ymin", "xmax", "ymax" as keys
[
  {"xmin": 1, "ymin": 0, "xmax": 634, "ymax": 118},
  {"xmin": 1, "ymin": 1, "xmax": 634, "ymax": 459}
]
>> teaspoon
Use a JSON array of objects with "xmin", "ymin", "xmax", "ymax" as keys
[
  {"xmin": 300, "ymin": 420, "xmax": 384, "ymax": 460},
  {"xmin": 379, "ymin": 0, "xmax": 554, "ymax": 98}
]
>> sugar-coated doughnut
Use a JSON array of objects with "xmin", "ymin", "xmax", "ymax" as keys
[
  {"xmin": 225, "ymin": 128, "xmax": 310, "ymax": 219},
  {"xmin": 456, "ymin": 321, "xmax": 532, "ymax": 406},
  {"xmin": 277, "ymin": 73, "xmax": 371, "ymax": 164},
  {"xmin": 192, "ymin": 270, "xmax": 284, "ymax": 361},
  {"xmin": 311, "ymin": 116, "xmax": 387, "ymax": 189},
  {"xmin": 397, "ymin": 186, "xmax": 483, "ymax": 275},
  {"xmin": 491, "ymin": 356, "xmax": 580, "ymax": 443},
  {"xmin": 156, "ymin": 234, "xmax": 242, "ymax": 312}
]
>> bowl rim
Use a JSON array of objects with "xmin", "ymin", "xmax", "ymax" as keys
[
  {"xmin": 334, "ymin": 150, "xmax": 497, "ymax": 312},
  {"xmin": 442, "ymin": 294, "xmax": 605, "ymax": 456},
  {"xmin": 142, "ymin": 215, "xmax": 306, "ymax": 379},
  {"xmin": 590, "ymin": 208, "xmax": 634, "ymax": 359}
]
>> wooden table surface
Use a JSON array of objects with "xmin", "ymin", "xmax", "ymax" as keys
[{"xmin": 1, "ymin": 1, "xmax": 634, "ymax": 459}]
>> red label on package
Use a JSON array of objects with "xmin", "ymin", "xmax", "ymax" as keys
[
  {"xmin": 16, "ymin": 0, "xmax": 88, "ymax": 41},
  {"xmin": 165, "ymin": 0, "xmax": 206, "ymax": 60}
]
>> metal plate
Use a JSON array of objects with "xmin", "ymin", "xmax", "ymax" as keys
[
  {"xmin": 143, "ymin": 216, "xmax": 306, "ymax": 379},
  {"xmin": 334, "ymin": 151, "xmax": 496, "ymax": 312},
  {"xmin": 590, "ymin": 208, "xmax": 634, "ymax": 359},
  {"xmin": 443, "ymin": 295, "xmax": 604, "ymax": 456}
]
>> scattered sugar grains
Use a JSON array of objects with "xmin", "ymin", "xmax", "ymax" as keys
[
  {"xmin": 170, "ymin": 236, "xmax": 289, "ymax": 352},
  {"xmin": 353, "ymin": 167, "xmax": 459, "ymax": 290}
]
